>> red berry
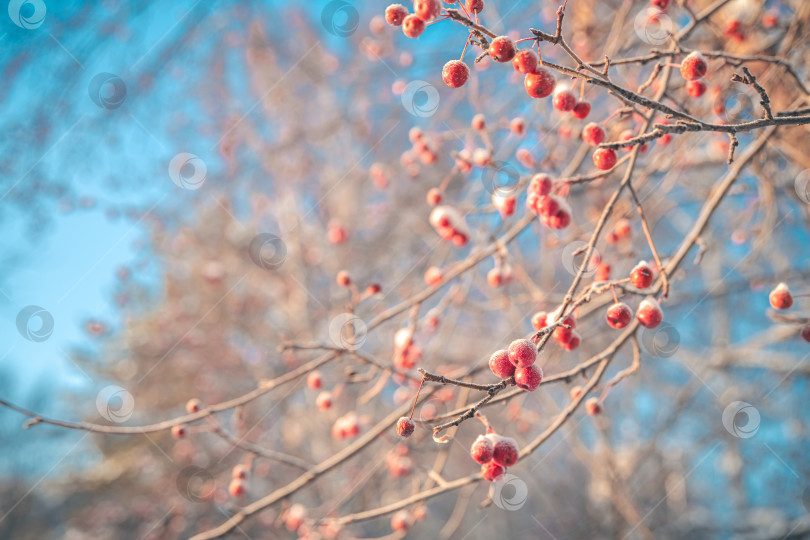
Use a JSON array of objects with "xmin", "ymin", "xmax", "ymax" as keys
[
  {"xmin": 402, "ymin": 14, "xmax": 425, "ymax": 37},
  {"xmin": 471, "ymin": 113, "xmax": 486, "ymax": 130},
  {"xmin": 614, "ymin": 218, "xmax": 631, "ymax": 239},
  {"xmin": 593, "ymin": 148, "xmax": 617, "ymax": 170},
  {"xmin": 508, "ymin": 338, "xmax": 537, "ymax": 368},
  {"xmin": 769, "ymin": 283, "xmax": 793, "ymax": 309},
  {"xmin": 442, "ymin": 59, "xmax": 470, "ymax": 88},
  {"xmin": 525, "ymin": 68, "xmax": 556, "ymax": 98},
  {"xmin": 391, "ymin": 510, "xmax": 412, "ymax": 532},
  {"xmin": 570, "ymin": 386, "xmax": 583, "ymax": 400},
  {"xmin": 424, "ymin": 266, "xmax": 443, "ymax": 286},
  {"xmin": 426, "ymin": 188, "xmax": 442, "ymax": 205},
  {"xmin": 680, "ymin": 51, "xmax": 708, "ymax": 81},
  {"xmin": 510, "ymin": 117, "xmax": 526, "ymax": 135},
  {"xmin": 620, "ymin": 129, "xmax": 648, "ymax": 153},
  {"xmin": 606, "ymin": 302, "xmax": 633, "ymax": 329},
  {"xmin": 465, "ymin": 0, "xmax": 484, "ymax": 14},
  {"xmin": 651, "ymin": 0, "xmax": 669, "ymax": 9},
  {"xmin": 470, "ymin": 434, "xmax": 494, "ymax": 464},
  {"xmin": 493, "ymin": 194, "xmax": 516, "ymax": 217},
  {"xmin": 552, "ymin": 89, "xmax": 576, "ymax": 112},
  {"xmin": 490, "ymin": 348, "xmax": 516, "ymax": 378},
  {"xmin": 232, "ymin": 464, "xmax": 248, "ymax": 479},
  {"xmin": 186, "ymin": 398, "xmax": 202, "ymax": 413},
  {"xmin": 228, "ymin": 479, "xmax": 246, "ymax": 497},
  {"xmin": 396, "ymin": 417, "xmax": 416, "ymax": 437},
  {"xmin": 316, "ymin": 391, "xmax": 332, "ymax": 410},
  {"xmin": 307, "ymin": 371, "xmax": 322, "ymax": 390},
  {"xmin": 561, "ymin": 330, "xmax": 581, "ymax": 351},
  {"xmin": 515, "ymin": 364, "xmax": 543, "ymax": 391},
  {"xmin": 488, "ymin": 434, "xmax": 519, "ymax": 467},
  {"xmin": 171, "ymin": 425, "xmax": 186, "ymax": 439},
  {"xmin": 686, "ymin": 79, "xmax": 707, "ymax": 97},
  {"xmin": 531, "ymin": 311, "xmax": 547, "ymax": 331},
  {"xmin": 572, "ymin": 101, "xmax": 591, "ymax": 119},
  {"xmin": 336, "ymin": 270, "xmax": 351, "ymax": 286},
  {"xmin": 414, "ymin": 0, "xmax": 441, "ymax": 21},
  {"xmin": 385, "ymin": 4, "xmax": 409, "ymax": 26},
  {"xmin": 488, "ymin": 36, "xmax": 516, "ymax": 63},
  {"xmin": 637, "ymin": 298, "xmax": 663, "ymax": 329},
  {"xmin": 585, "ymin": 397, "xmax": 602, "ymax": 415},
  {"xmin": 801, "ymin": 324, "xmax": 810, "ymax": 343},
  {"xmin": 512, "ymin": 49, "xmax": 539, "ymax": 74},
  {"xmin": 328, "ymin": 222, "xmax": 348, "ymax": 244},
  {"xmin": 582, "ymin": 122, "xmax": 606, "ymax": 146},
  {"xmin": 630, "ymin": 261, "xmax": 654, "ymax": 289},
  {"xmin": 481, "ymin": 460, "xmax": 504, "ymax": 482},
  {"xmin": 529, "ymin": 173, "xmax": 552, "ymax": 197}
]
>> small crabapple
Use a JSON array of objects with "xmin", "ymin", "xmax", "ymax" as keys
[
  {"xmin": 515, "ymin": 364, "xmax": 543, "ymax": 391},
  {"xmin": 552, "ymin": 89, "xmax": 577, "ymax": 112},
  {"xmin": 232, "ymin": 464, "xmax": 248, "ymax": 480},
  {"xmin": 488, "ymin": 36, "xmax": 516, "ymax": 62},
  {"xmin": 426, "ymin": 188, "xmax": 442, "ymax": 205},
  {"xmin": 471, "ymin": 113, "xmax": 486, "ymax": 130},
  {"xmin": 529, "ymin": 173, "xmax": 552, "ymax": 196},
  {"xmin": 531, "ymin": 311, "xmax": 547, "ymax": 331},
  {"xmin": 493, "ymin": 194, "xmax": 517, "ymax": 217},
  {"xmin": 686, "ymin": 79, "xmax": 707, "ymax": 97},
  {"xmin": 631, "ymin": 261, "xmax": 654, "ymax": 289},
  {"xmin": 637, "ymin": 298, "xmax": 663, "ymax": 329},
  {"xmin": 336, "ymin": 270, "xmax": 351, "ymax": 287},
  {"xmin": 596, "ymin": 261, "xmax": 611, "ymax": 281},
  {"xmin": 472, "ymin": 147, "xmax": 492, "ymax": 166},
  {"xmin": 414, "ymin": 0, "xmax": 441, "ymax": 21},
  {"xmin": 316, "ymin": 391, "xmax": 332, "ymax": 410},
  {"xmin": 606, "ymin": 302, "xmax": 633, "ymax": 329},
  {"xmin": 593, "ymin": 148, "xmax": 618, "ymax": 170},
  {"xmin": 614, "ymin": 218, "xmax": 631, "ymax": 239},
  {"xmin": 508, "ymin": 338, "xmax": 537, "ymax": 367},
  {"xmin": 442, "ymin": 60, "xmax": 470, "ymax": 88},
  {"xmin": 510, "ymin": 117, "xmax": 526, "ymax": 135},
  {"xmin": 307, "ymin": 371, "xmax": 322, "ymax": 390},
  {"xmin": 572, "ymin": 101, "xmax": 591, "ymax": 119},
  {"xmin": 561, "ymin": 330, "xmax": 581, "ymax": 351},
  {"xmin": 552, "ymin": 315, "xmax": 576, "ymax": 344},
  {"xmin": 651, "ymin": 0, "xmax": 669, "ymax": 9},
  {"xmin": 489, "ymin": 349, "xmax": 516, "ymax": 378},
  {"xmin": 327, "ymin": 221, "xmax": 348, "ymax": 244},
  {"xmin": 481, "ymin": 460, "xmax": 504, "ymax": 482},
  {"xmin": 285, "ymin": 504, "xmax": 307, "ymax": 532},
  {"xmin": 801, "ymin": 325, "xmax": 810, "ymax": 343},
  {"xmin": 516, "ymin": 147, "xmax": 534, "ymax": 168},
  {"xmin": 470, "ymin": 434, "xmax": 494, "ymax": 464},
  {"xmin": 585, "ymin": 397, "xmax": 602, "ymax": 415},
  {"xmin": 402, "ymin": 14, "xmax": 425, "ymax": 37},
  {"xmin": 582, "ymin": 122, "xmax": 606, "ymax": 146},
  {"xmin": 570, "ymin": 385, "xmax": 583, "ymax": 400},
  {"xmin": 186, "ymin": 398, "xmax": 202, "ymax": 413},
  {"xmin": 512, "ymin": 49, "xmax": 539, "ymax": 74},
  {"xmin": 424, "ymin": 266, "xmax": 443, "ymax": 286},
  {"xmin": 228, "ymin": 479, "xmax": 246, "ymax": 497},
  {"xmin": 171, "ymin": 425, "xmax": 186, "ymax": 439},
  {"xmin": 525, "ymin": 68, "xmax": 556, "ymax": 98},
  {"xmin": 391, "ymin": 510, "xmax": 412, "ymax": 532},
  {"xmin": 396, "ymin": 417, "xmax": 416, "ymax": 437},
  {"xmin": 769, "ymin": 282, "xmax": 793, "ymax": 310},
  {"xmin": 680, "ymin": 51, "xmax": 708, "ymax": 81},
  {"xmin": 488, "ymin": 434, "xmax": 519, "ymax": 467},
  {"xmin": 385, "ymin": 4, "xmax": 409, "ymax": 26},
  {"xmin": 466, "ymin": 0, "xmax": 484, "ymax": 13}
]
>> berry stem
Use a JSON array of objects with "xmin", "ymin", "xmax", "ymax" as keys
[
  {"xmin": 460, "ymin": 34, "xmax": 471, "ymax": 62},
  {"xmin": 610, "ymin": 285, "xmax": 619, "ymax": 304},
  {"xmin": 409, "ymin": 377, "xmax": 426, "ymax": 420}
]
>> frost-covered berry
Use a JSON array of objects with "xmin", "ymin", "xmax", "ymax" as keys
[
  {"xmin": 470, "ymin": 434, "xmax": 494, "ymax": 464},
  {"xmin": 508, "ymin": 338, "xmax": 537, "ymax": 367},
  {"xmin": 489, "ymin": 349, "xmax": 516, "ymax": 378}
]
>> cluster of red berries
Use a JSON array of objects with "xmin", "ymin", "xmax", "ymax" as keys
[
  {"xmin": 570, "ymin": 386, "xmax": 603, "ymax": 415},
  {"xmin": 228, "ymin": 464, "xmax": 249, "ymax": 497},
  {"xmin": 489, "ymin": 338, "xmax": 543, "ymax": 390},
  {"xmin": 769, "ymin": 283, "xmax": 810, "ymax": 343},
  {"xmin": 604, "ymin": 261, "xmax": 663, "ymax": 329},
  {"xmin": 332, "ymin": 412, "xmax": 361, "ymax": 439},
  {"xmin": 487, "ymin": 260, "xmax": 514, "ymax": 288},
  {"xmin": 532, "ymin": 307, "xmax": 581, "ymax": 351},
  {"xmin": 680, "ymin": 51, "xmax": 709, "ymax": 98},
  {"xmin": 469, "ymin": 429, "xmax": 520, "ymax": 482},
  {"xmin": 393, "ymin": 327, "xmax": 423, "ymax": 369},
  {"xmin": 525, "ymin": 173, "xmax": 572, "ymax": 230},
  {"xmin": 385, "ymin": 1, "xmax": 440, "ymax": 39},
  {"xmin": 552, "ymin": 85, "xmax": 591, "ymax": 119},
  {"xmin": 429, "ymin": 205, "xmax": 471, "ymax": 246}
]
